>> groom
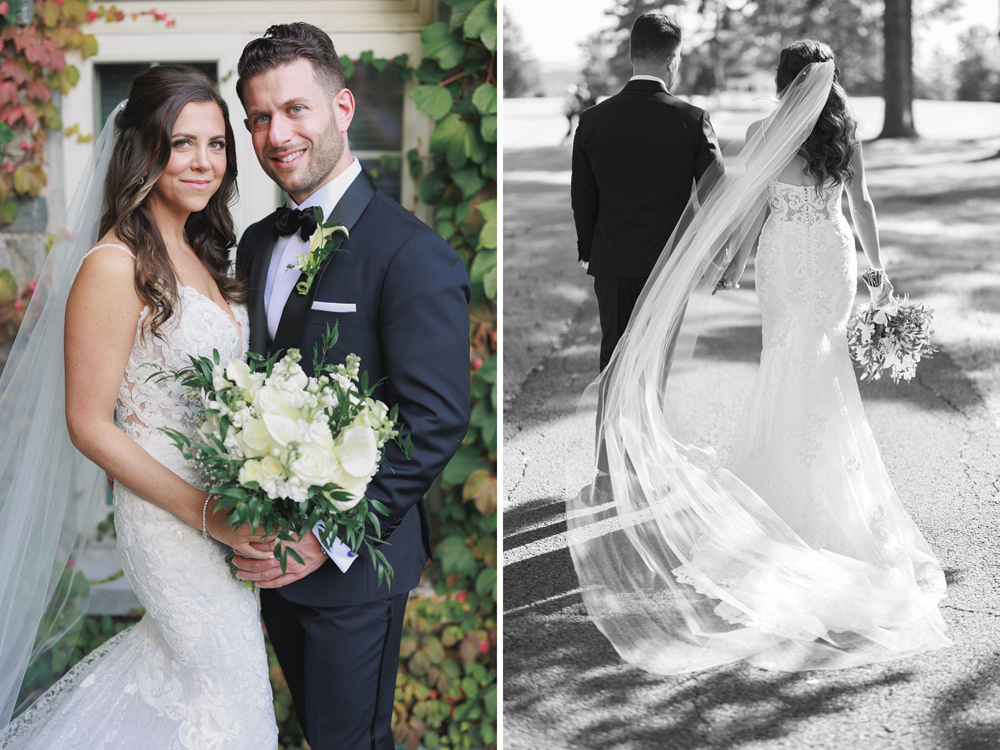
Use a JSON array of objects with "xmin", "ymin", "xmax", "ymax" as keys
[
  {"xmin": 571, "ymin": 12, "xmax": 723, "ymax": 371},
  {"xmin": 232, "ymin": 23, "xmax": 471, "ymax": 750}
]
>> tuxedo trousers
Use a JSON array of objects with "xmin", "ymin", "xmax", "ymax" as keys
[
  {"xmin": 593, "ymin": 275, "xmax": 648, "ymax": 372},
  {"xmin": 261, "ymin": 588, "xmax": 409, "ymax": 750}
]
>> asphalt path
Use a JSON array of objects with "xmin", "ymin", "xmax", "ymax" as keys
[{"xmin": 502, "ymin": 97, "xmax": 1000, "ymax": 750}]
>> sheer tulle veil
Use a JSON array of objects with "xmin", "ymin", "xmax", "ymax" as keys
[
  {"xmin": 0, "ymin": 103, "xmax": 124, "ymax": 729},
  {"xmin": 566, "ymin": 61, "xmax": 949, "ymax": 673}
]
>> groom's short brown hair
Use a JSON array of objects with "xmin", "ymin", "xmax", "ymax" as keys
[
  {"xmin": 236, "ymin": 22, "xmax": 345, "ymax": 108},
  {"xmin": 629, "ymin": 12, "xmax": 682, "ymax": 66}
]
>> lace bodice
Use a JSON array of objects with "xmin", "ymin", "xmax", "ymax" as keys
[
  {"xmin": 765, "ymin": 179, "xmax": 844, "ymax": 226},
  {"xmin": 118, "ymin": 285, "xmax": 249, "ymax": 484}
]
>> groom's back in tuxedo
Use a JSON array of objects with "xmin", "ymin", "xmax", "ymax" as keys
[
  {"xmin": 571, "ymin": 80, "xmax": 722, "ymax": 280},
  {"xmin": 571, "ymin": 12, "xmax": 723, "ymax": 372}
]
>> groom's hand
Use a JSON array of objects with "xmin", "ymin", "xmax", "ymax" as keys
[{"xmin": 232, "ymin": 531, "xmax": 327, "ymax": 588}]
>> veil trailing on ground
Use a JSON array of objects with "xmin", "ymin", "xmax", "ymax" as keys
[
  {"xmin": 566, "ymin": 61, "xmax": 948, "ymax": 673},
  {"xmin": 0, "ymin": 103, "xmax": 124, "ymax": 730}
]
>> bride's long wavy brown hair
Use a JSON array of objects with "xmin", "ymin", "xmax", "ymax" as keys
[
  {"xmin": 99, "ymin": 65, "xmax": 245, "ymax": 341},
  {"xmin": 776, "ymin": 40, "xmax": 859, "ymax": 188}
]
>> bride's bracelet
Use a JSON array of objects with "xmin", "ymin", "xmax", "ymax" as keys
[{"xmin": 201, "ymin": 496, "xmax": 212, "ymax": 539}]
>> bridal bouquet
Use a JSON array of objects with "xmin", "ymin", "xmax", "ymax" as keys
[
  {"xmin": 158, "ymin": 326, "xmax": 408, "ymax": 587},
  {"xmin": 848, "ymin": 269, "xmax": 936, "ymax": 384}
]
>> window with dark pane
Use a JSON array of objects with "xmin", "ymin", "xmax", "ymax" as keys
[
  {"xmin": 95, "ymin": 62, "xmax": 218, "ymax": 134},
  {"xmin": 348, "ymin": 62, "xmax": 404, "ymax": 203}
]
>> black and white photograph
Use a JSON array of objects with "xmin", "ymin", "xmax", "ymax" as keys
[{"xmin": 503, "ymin": 0, "xmax": 1000, "ymax": 747}]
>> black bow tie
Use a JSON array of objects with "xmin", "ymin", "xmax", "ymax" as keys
[{"xmin": 275, "ymin": 206, "xmax": 319, "ymax": 241}]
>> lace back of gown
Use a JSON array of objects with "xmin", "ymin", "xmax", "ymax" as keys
[{"xmin": 3, "ymin": 259, "xmax": 277, "ymax": 750}]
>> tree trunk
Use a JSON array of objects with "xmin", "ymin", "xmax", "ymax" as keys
[{"xmin": 879, "ymin": 0, "xmax": 919, "ymax": 138}]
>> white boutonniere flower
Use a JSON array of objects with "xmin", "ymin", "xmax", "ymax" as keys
[{"xmin": 288, "ymin": 206, "xmax": 350, "ymax": 296}]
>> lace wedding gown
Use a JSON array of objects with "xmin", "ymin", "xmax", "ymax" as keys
[
  {"xmin": 676, "ymin": 179, "xmax": 950, "ymax": 668},
  {"xmin": 3, "ymin": 245, "xmax": 278, "ymax": 749}
]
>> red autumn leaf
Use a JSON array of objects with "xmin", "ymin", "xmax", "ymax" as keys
[
  {"xmin": 23, "ymin": 41, "xmax": 51, "ymax": 68},
  {"xmin": 20, "ymin": 102, "xmax": 39, "ymax": 128},
  {"xmin": 0, "ymin": 81, "xmax": 16, "ymax": 106},
  {"xmin": 3, "ymin": 105, "xmax": 23, "ymax": 127},
  {"xmin": 27, "ymin": 80, "xmax": 52, "ymax": 103},
  {"xmin": 13, "ymin": 164, "xmax": 46, "ymax": 197}
]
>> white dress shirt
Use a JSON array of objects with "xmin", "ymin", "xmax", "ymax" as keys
[
  {"xmin": 262, "ymin": 156, "xmax": 364, "ymax": 573},
  {"xmin": 264, "ymin": 157, "xmax": 363, "ymax": 342},
  {"xmin": 629, "ymin": 74, "xmax": 669, "ymax": 89}
]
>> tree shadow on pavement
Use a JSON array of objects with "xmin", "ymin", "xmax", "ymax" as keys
[
  {"xmin": 931, "ymin": 652, "xmax": 1000, "ymax": 750},
  {"xmin": 505, "ymin": 553, "xmax": 919, "ymax": 750}
]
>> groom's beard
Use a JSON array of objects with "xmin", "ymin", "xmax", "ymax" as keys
[{"xmin": 262, "ymin": 111, "xmax": 344, "ymax": 200}]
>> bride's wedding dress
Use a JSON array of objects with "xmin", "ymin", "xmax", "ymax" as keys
[
  {"xmin": 674, "ymin": 180, "xmax": 950, "ymax": 665},
  {"xmin": 2, "ymin": 246, "xmax": 277, "ymax": 750},
  {"xmin": 567, "ymin": 61, "xmax": 950, "ymax": 674}
]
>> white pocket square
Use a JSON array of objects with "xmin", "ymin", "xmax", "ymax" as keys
[{"xmin": 311, "ymin": 301, "xmax": 356, "ymax": 313}]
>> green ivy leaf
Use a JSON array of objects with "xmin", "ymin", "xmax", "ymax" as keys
[
  {"xmin": 418, "ymin": 167, "xmax": 451, "ymax": 205},
  {"xmin": 464, "ymin": 0, "xmax": 498, "ymax": 53},
  {"xmin": 476, "ymin": 199, "xmax": 497, "ymax": 250},
  {"xmin": 451, "ymin": 165, "xmax": 485, "ymax": 200},
  {"xmin": 482, "ymin": 152, "xmax": 497, "ymax": 181},
  {"xmin": 436, "ymin": 220, "xmax": 456, "ymax": 241},
  {"xmin": 471, "ymin": 82, "xmax": 496, "ymax": 115},
  {"xmin": 475, "ymin": 566, "xmax": 497, "ymax": 598},
  {"xmin": 442, "ymin": 0, "xmax": 481, "ymax": 30},
  {"xmin": 0, "ymin": 268, "xmax": 18, "ymax": 303},
  {"xmin": 421, "ymin": 22, "xmax": 466, "ymax": 70},
  {"xmin": 410, "ymin": 84, "xmax": 454, "ymax": 121},
  {"xmin": 463, "ymin": 124, "xmax": 487, "ymax": 166},
  {"xmin": 468, "ymin": 248, "xmax": 496, "ymax": 285},
  {"xmin": 430, "ymin": 113, "xmax": 470, "ymax": 169},
  {"xmin": 480, "ymin": 113, "xmax": 497, "ymax": 144},
  {"xmin": 442, "ymin": 443, "xmax": 485, "ymax": 486},
  {"xmin": 483, "ymin": 264, "xmax": 497, "ymax": 300},
  {"xmin": 0, "ymin": 122, "xmax": 14, "ymax": 146},
  {"xmin": 340, "ymin": 55, "xmax": 356, "ymax": 81}
]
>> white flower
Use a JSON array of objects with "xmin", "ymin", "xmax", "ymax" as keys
[
  {"xmin": 212, "ymin": 363, "xmax": 229, "ymax": 392},
  {"xmin": 262, "ymin": 412, "xmax": 304, "ymax": 448},
  {"xmin": 239, "ymin": 459, "xmax": 264, "ymax": 486},
  {"xmin": 226, "ymin": 359, "xmax": 253, "ymax": 391},
  {"xmin": 255, "ymin": 384, "xmax": 301, "ymax": 421},
  {"xmin": 291, "ymin": 442, "xmax": 338, "ymax": 488},
  {"xmin": 237, "ymin": 419, "xmax": 276, "ymax": 458},
  {"xmin": 335, "ymin": 426, "xmax": 379, "ymax": 479},
  {"xmin": 259, "ymin": 455, "xmax": 286, "ymax": 498}
]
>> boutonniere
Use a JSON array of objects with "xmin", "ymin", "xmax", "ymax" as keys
[{"xmin": 288, "ymin": 206, "xmax": 350, "ymax": 296}]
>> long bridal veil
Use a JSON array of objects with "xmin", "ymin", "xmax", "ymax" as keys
[
  {"xmin": 566, "ymin": 61, "xmax": 949, "ymax": 674},
  {"xmin": 0, "ymin": 104, "xmax": 123, "ymax": 730}
]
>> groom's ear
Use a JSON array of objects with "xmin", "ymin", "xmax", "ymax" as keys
[{"xmin": 333, "ymin": 88, "xmax": 355, "ymax": 134}]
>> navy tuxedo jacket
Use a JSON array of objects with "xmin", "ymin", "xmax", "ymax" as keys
[
  {"xmin": 571, "ymin": 79, "xmax": 723, "ymax": 280},
  {"xmin": 236, "ymin": 171, "xmax": 471, "ymax": 606}
]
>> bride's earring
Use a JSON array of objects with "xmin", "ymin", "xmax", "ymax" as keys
[{"xmin": 138, "ymin": 176, "xmax": 145, "ymax": 185}]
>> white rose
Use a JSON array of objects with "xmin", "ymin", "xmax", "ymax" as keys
[
  {"xmin": 255, "ymin": 385, "xmax": 300, "ymax": 420},
  {"xmin": 238, "ymin": 459, "xmax": 264, "ymax": 486},
  {"xmin": 291, "ymin": 442, "xmax": 338, "ymax": 488},
  {"xmin": 237, "ymin": 419, "xmax": 275, "ymax": 458},
  {"xmin": 305, "ymin": 420, "xmax": 334, "ymax": 450}
]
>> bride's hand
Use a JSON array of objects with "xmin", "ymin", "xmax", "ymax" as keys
[
  {"xmin": 871, "ymin": 276, "xmax": 894, "ymax": 308},
  {"xmin": 203, "ymin": 499, "xmax": 274, "ymax": 560},
  {"xmin": 714, "ymin": 267, "xmax": 742, "ymax": 294}
]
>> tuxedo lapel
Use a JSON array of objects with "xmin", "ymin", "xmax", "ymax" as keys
[
  {"xmin": 248, "ymin": 214, "xmax": 278, "ymax": 356},
  {"xmin": 270, "ymin": 170, "xmax": 379, "ymax": 356}
]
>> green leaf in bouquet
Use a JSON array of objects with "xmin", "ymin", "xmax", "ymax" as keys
[
  {"xmin": 404, "ymin": 434, "xmax": 414, "ymax": 459},
  {"xmin": 367, "ymin": 509, "xmax": 383, "ymax": 539},
  {"xmin": 370, "ymin": 498, "xmax": 388, "ymax": 515}
]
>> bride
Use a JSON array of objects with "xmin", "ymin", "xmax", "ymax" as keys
[
  {"xmin": 568, "ymin": 41, "xmax": 951, "ymax": 673},
  {"xmin": 0, "ymin": 66, "xmax": 277, "ymax": 747}
]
